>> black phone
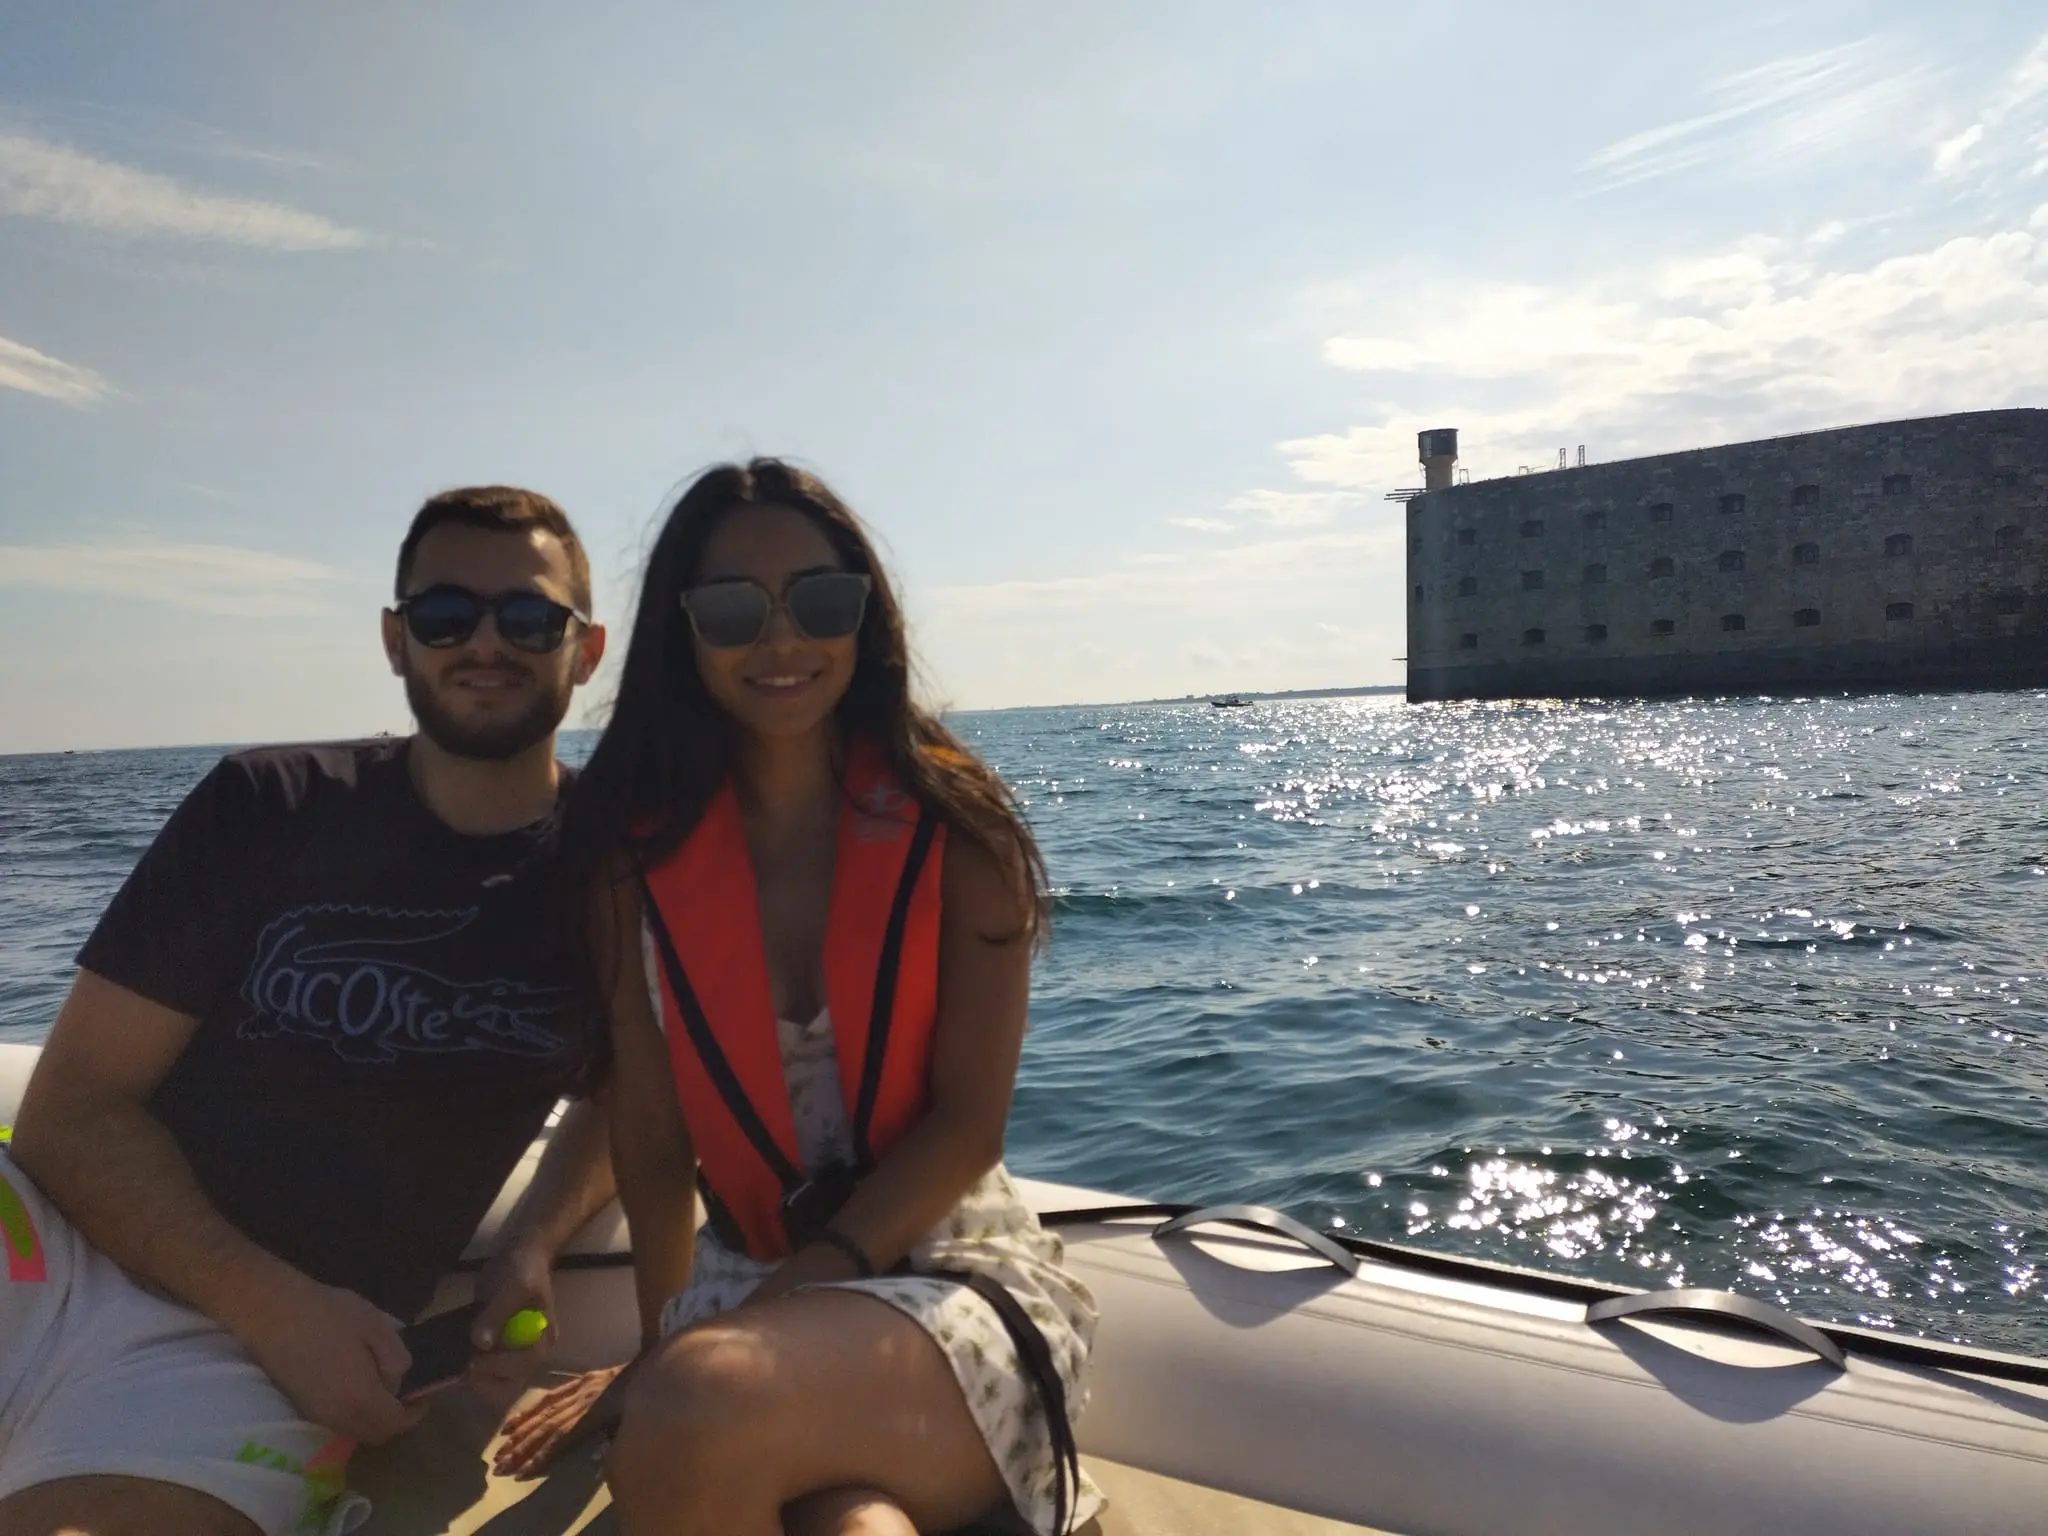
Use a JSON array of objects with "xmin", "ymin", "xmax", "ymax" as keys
[{"xmin": 398, "ymin": 1301, "xmax": 484, "ymax": 1400}]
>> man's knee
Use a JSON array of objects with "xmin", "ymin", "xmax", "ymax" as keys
[
  {"xmin": 784, "ymin": 1487, "xmax": 918, "ymax": 1536},
  {"xmin": 0, "ymin": 1473, "xmax": 264, "ymax": 1536}
]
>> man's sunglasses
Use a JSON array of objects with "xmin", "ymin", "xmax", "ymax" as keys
[
  {"xmin": 394, "ymin": 585, "xmax": 588, "ymax": 654},
  {"xmin": 679, "ymin": 571, "xmax": 872, "ymax": 649}
]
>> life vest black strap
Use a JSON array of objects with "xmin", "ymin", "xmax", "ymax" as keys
[
  {"xmin": 697, "ymin": 1175, "xmax": 751, "ymax": 1254},
  {"xmin": 850, "ymin": 807, "xmax": 939, "ymax": 1169},
  {"xmin": 635, "ymin": 869, "xmax": 803, "ymax": 1194}
]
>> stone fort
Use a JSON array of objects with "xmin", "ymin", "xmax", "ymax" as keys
[{"xmin": 1403, "ymin": 409, "xmax": 2048, "ymax": 702}]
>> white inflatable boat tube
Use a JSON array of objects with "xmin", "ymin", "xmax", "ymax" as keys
[{"xmin": 3, "ymin": 1043, "xmax": 2043, "ymax": 1534}]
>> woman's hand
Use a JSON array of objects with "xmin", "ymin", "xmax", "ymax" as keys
[
  {"xmin": 491, "ymin": 1364, "xmax": 626, "ymax": 1479},
  {"xmin": 740, "ymin": 1239, "xmax": 864, "ymax": 1312}
]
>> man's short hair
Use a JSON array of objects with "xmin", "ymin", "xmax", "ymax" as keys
[{"xmin": 395, "ymin": 486, "xmax": 593, "ymax": 614}]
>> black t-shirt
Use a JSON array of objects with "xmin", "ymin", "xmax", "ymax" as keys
[{"xmin": 75, "ymin": 739, "xmax": 595, "ymax": 1320}]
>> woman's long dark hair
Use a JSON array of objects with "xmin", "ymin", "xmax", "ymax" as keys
[{"xmin": 565, "ymin": 458, "xmax": 1048, "ymax": 941}]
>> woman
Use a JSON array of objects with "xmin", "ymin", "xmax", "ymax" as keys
[{"xmin": 496, "ymin": 460, "xmax": 1103, "ymax": 1536}]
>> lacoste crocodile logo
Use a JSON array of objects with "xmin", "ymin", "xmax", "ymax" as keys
[{"xmin": 237, "ymin": 905, "xmax": 567, "ymax": 1064}]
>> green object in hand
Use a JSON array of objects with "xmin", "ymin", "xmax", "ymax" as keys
[{"xmin": 498, "ymin": 1308, "xmax": 549, "ymax": 1349}]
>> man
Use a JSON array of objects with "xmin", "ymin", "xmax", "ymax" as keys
[{"xmin": 0, "ymin": 487, "xmax": 616, "ymax": 1536}]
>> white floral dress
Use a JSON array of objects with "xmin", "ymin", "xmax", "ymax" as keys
[{"xmin": 647, "ymin": 960, "xmax": 1106, "ymax": 1535}]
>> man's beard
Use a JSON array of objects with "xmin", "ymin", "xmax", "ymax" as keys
[{"xmin": 403, "ymin": 661, "xmax": 570, "ymax": 762}]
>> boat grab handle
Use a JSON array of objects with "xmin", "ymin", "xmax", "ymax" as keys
[
  {"xmin": 1585, "ymin": 1288, "xmax": 1846, "ymax": 1370},
  {"xmin": 1152, "ymin": 1204, "xmax": 1361, "ymax": 1278}
]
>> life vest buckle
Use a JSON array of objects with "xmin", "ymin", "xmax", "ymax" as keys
[{"xmin": 779, "ymin": 1161, "xmax": 861, "ymax": 1251}]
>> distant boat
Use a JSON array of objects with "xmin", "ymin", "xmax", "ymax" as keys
[{"xmin": 1210, "ymin": 694, "xmax": 1254, "ymax": 708}]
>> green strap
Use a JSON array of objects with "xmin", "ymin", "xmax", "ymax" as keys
[{"xmin": 0, "ymin": 1177, "xmax": 39, "ymax": 1265}]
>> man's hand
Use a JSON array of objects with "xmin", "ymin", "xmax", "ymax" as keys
[
  {"xmin": 235, "ymin": 1274, "xmax": 425, "ymax": 1445},
  {"xmin": 466, "ymin": 1241, "xmax": 556, "ymax": 1408}
]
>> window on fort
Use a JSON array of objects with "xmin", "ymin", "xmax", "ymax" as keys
[
  {"xmin": 1885, "ymin": 534, "xmax": 1912, "ymax": 557},
  {"xmin": 1721, "ymin": 613, "xmax": 1745, "ymax": 632},
  {"xmin": 1994, "ymin": 469, "xmax": 2021, "ymax": 488},
  {"xmin": 1995, "ymin": 591, "xmax": 2026, "ymax": 615},
  {"xmin": 1718, "ymin": 550, "xmax": 1745, "ymax": 572},
  {"xmin": 1649, "ymin": 557, "xmax": 1674, "ymax": 578},
  {"xmin": 1457, "ymin": 576, "xmax": 1478, "ymax": 596},
  {"xmin": 1793, "ymin": 542, "xmax": 1819, "ymax": 565},
  {"xmin": 1523, "ymin": 628, "xmax": 1545, "ymax": 646},
  {"xmin": 1792, "ymin": 484, "xmax": 1820, "ymax": 506},
  {"xmin": 1583, "ymin": 510, "xmax": 1606, "ymax": 531},
  {"xmin": 1584, "ymin": 563, "xmax": 1607, "ymax": 584},
  {"xmin": 1883, "ymin": 474, "xmax": 1911, "ymax": 496},
  {"xmin": 1414, "ymin": 585, "xmax": 1424, "ymax": 602},
  {"xmin": 1649, "ymin": 502, "xmax": 1673, "ymax": 522},
  {"xmin": 1584, "ymin": 623, "xmax": 1608, "ymax": 642},
  {"xmin": 1886, "ymin": 602, "xmax": 1914, "ymax": 621},
  {"xmin": 1651, "ymin": 618, "xmax": 1676, "ymax": 636},
  {"xmin": 1719, "ymin": 493, "xmax": 1746, "ymax": 514},
  {"xmin": 1522, "ymin": 569, "xmax": 1544, "ymax": 590},
  {"xmin": 1458, "ymin": 632, "xmax": 1478, "ymax": 649},
  {"xmin": 1521, "ymin": 519, "xmax": 1545, "ymax": 537},
  {"xmin": 1794, "ymin": 608, "xmax": 1821, "ymax": 627},
  {"xmin": 1997, "ymin": 525, "xmax": 2022, "ymax": 549},
  {"xmin": 1457, "ymin": 528, "xmax": 1476, "ymax": 546}
]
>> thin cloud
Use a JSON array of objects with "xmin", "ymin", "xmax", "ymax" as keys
[
  {"xmin": 1284, "ymin": 219, "xmax": 2048, "ymax": 494},
  {"xmin": 1933, "ymin": 123, "xmax": 1986, "ymax": 178},
  {"xmin": 1929, "ymin": 29, "xmax": 2048, "ymax": 183},
  {"xmin": 1987, "ymin": 31, "xmax": 2048, "ymax": 120},
  {"xmin": 1225, "ymin": 488, "xmax": 1365, "ymax": 527},
  {"xmin": 1166, "ymin": 515, "xmax": 1234, "ymax": 533},
  {"xmin": 1579, "ymin": 37, "xmax": 1938, "ymax": 193},
  {"xmin": 928, "ymin": 526, "xmax": 1398, "ymax": 609},
  {"xmin": 0, "ymin": 540, "xmax": 340, "ymax": 616},
  {"xmin": 0, "ymin": 131, "xmax": 374, "ymax": 249},
  {"xmin": 1276, "ymin": 33, "xmax": 2048, "ymax": 505},
  {"xmin": 0, "ymin": 102, "xmax": 341, "ymax": 174},
  {"xmin": 0, "ymin": 333, "xmax": 108, "ymax": 406},
  {"xmin": 916, "ymin": 523, "xmax": 1408, "ymax": 708}
]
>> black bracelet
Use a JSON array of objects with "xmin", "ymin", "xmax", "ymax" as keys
[{"xmin": 809, "ymin": 1227, "xmax": 876, "ymax": 1278}]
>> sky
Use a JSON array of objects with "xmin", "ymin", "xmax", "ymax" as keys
[{"xmin": 2, "ymin": 2, "xmax": 2046, "ymax": 753}]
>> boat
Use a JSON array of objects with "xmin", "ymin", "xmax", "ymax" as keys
[
  {"xmin": 2, "ymin": 1041, "xmax": 2045, "ymax": 1534},
  {"xmin": 1209, "ymin": 695, "xmax": 1254, "ymax": 709}
]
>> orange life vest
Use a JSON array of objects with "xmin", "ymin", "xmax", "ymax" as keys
[{"xmin": 637, "ymin": 741, "xmax": 945, "ymax": 1260}]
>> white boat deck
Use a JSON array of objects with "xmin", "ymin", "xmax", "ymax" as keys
[{"xmin": 350, "ymin": 1381, "xmax": 1396, "ymax": 1535}]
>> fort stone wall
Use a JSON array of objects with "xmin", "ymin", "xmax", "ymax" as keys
[{"xmin": 1404, "ymin": 409, "xmax": 2048, "ymax": 701}]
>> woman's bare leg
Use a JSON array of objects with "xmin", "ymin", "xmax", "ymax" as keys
[{"xmin": 605, "ymin": 1289, "xmax": 1007, "ymax": 1536}]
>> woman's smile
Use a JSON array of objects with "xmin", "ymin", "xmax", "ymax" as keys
[{"xmin": 742, "ymin": 665, "xmax": 828, "ymax": 695}]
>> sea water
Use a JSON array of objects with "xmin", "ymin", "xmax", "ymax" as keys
[{"xmin": 2, "ymin": 691, "xmax": 2043, "ymax": 1352}]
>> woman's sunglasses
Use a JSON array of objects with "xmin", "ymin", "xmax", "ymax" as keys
[
  {"xmin": 680, "ymin": 571, "xmax": 872, "ymax": 650},
  {"xmin": 394, "ymin": 585, "xmax": 588, "ymax": 654}
]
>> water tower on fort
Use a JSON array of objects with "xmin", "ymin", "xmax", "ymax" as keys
[{"xmin": 1418, "ymin": 428, "xmax": 1459, "ymax": 491}]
